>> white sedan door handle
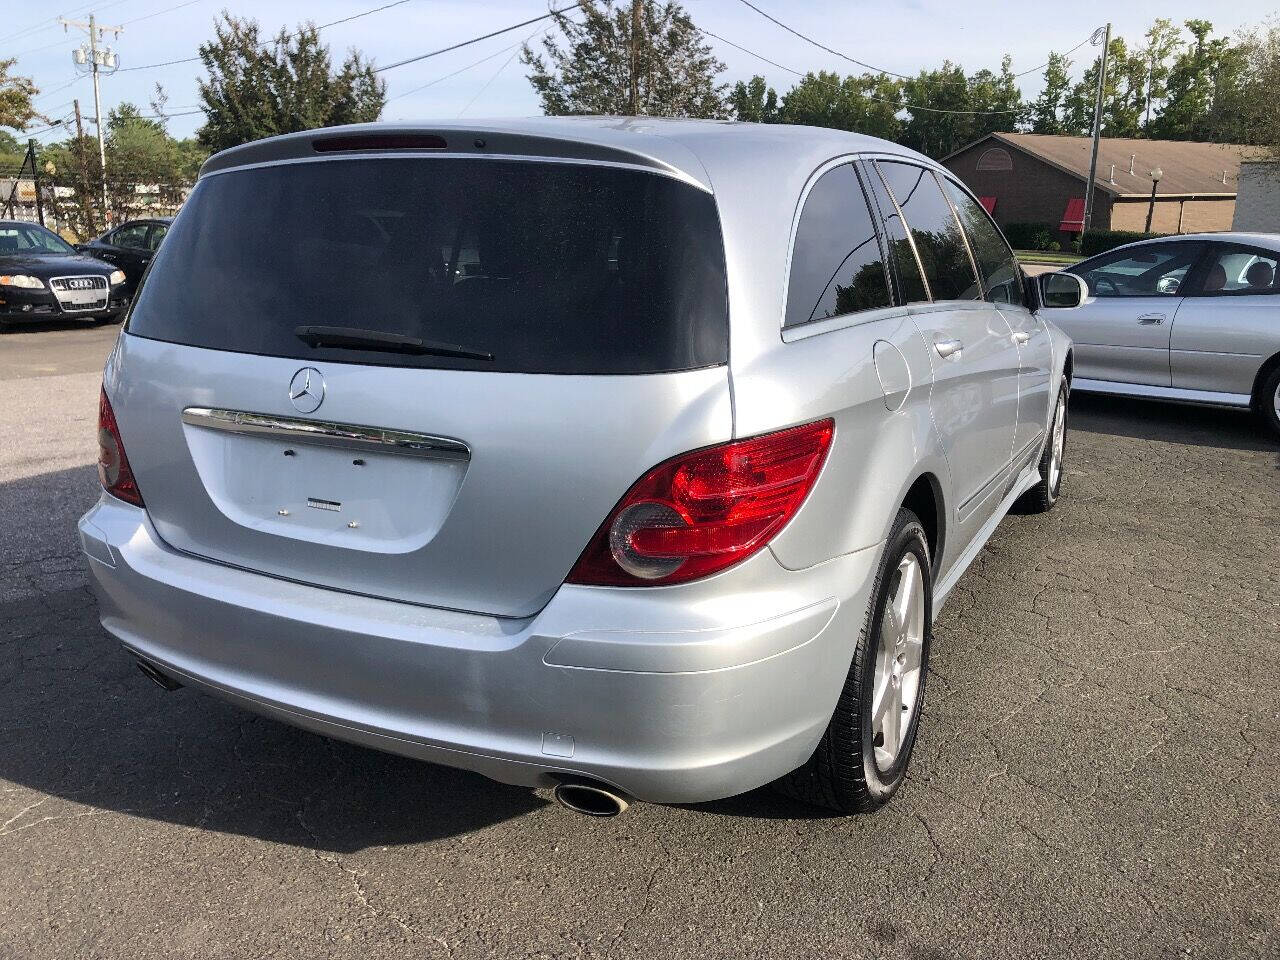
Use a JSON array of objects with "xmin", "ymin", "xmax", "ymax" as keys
[
  {"xmin": 934, "ymin": 338, "xmax": 964, "ymax": 359},
  {"xmin": 1138, "ymin": 314, "xmax": 1165, "ymax": 325},
  {"xmin": 1012, "ymin": 331, "xmax": 1031, "ymax": 345}
]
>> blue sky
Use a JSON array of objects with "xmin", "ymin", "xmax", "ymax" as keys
[{"xmin": 9, "ymin": 0, "xmax": 1279, "ymax": 142}]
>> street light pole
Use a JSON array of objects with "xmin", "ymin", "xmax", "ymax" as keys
[
  {"xmin": 1144, "ymin": 167, "xmax": 1163, "ymax": 233},
  {"xmin": 1082, "ymin": 23, "xmax": 1111, "ymax": 236},
  {"xmin": 59, "ymin": 13, "xmax": 123, "ymax": 231}
]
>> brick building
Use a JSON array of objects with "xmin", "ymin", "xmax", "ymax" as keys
[
  {"xmin": 943, "ymin": 132, "xmax": 1248, "ymax": 242},
  {"xmin": 1232, "ymin": 160, "xmax": 1280, "ymax": 231}
]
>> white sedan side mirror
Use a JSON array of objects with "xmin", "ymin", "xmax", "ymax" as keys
[{"xmin": 1039, "ymin": 271, "xmax": 1089, "ymax": 309}]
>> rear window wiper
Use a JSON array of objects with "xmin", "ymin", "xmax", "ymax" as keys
[{"xmin": 293, "ymin": 325, "xmax": 494, "ymax": 361}]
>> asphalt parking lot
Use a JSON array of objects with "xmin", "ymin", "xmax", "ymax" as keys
[{"xmin": 2, "ymin": 320, "xmax": 1278, "ymax": 960}]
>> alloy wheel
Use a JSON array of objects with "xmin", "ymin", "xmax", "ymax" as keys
[
  {"xmin": 1048, "ymin": 397, "xmax": 1066, "ymax": 492},
  {"xmin": 871, "ymin": 553, "xmax": 926, "ymax": 772}
]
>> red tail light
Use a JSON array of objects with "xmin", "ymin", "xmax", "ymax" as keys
[
  {"xmin": 97, "ymin": 387, "xmax": 144, "ymax": 507},
  {"xmin": 567, "ymin": 419, "xmax": 834, "ymax": 587}
]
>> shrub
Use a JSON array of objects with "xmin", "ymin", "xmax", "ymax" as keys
[
  {"xmin": 1046, "ymin": 241, "xmax": 1061, "ymax": 252},
  {"xmin": 1002, "ymin": 222, "xmax": 1057, "ymax": 250},
  {"xmin": 1080, "ymin": 229, "xmax": 1164, "ymax": 256}
]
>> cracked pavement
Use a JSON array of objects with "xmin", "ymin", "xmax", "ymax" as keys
[{"xmin": 2, "ymin": 323, "xmax": 1278, "ymax": 959}]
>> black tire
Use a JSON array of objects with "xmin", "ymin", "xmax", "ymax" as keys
[
  {"xmin": 1017, "ymin": 380, "xmax": 1068, "ymax": 514},
  {"xmin": 775, "ymin": 508, "xmax": 933, "ymax": 814},
  {"xmin": 1256, "ymin": 365, "xmax": 1280, "ymax": 440}
]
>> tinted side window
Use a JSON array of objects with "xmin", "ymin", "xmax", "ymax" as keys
[
  {"xmin": 1195, "ymin": 244, "xmax": 1279, "ymax": 296},
  {"xmin": 785, "ymin": 164, "xmax": 892, "ymax": 327},
  {"xmin": 877, "ymin": 161, "xmax": 980, "ymax": 302},
  {"xmin": 941, "ymin": 178, "xmax": 1024, "ymax": 308},
  {"xmin": 146, "ymin": 224, "xmax": 168, "ymax": 251},
  {"xmin": 111, "ymin": 223, "xmax": 149, "ymax": 249},
  {"xmin": 1072, "ymin": 243, "xmax": 1203, "ymax": 298},
  {"xmin": 862, "ymin": 164, "xmax": 929, "ymax": 304}
]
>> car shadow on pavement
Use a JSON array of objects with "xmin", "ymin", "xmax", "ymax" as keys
[
  {"xmin": 3, "ymin": 466, "xmax": 550, "ymax": 853},
  {"xmin": 2, "ymin": 579, "xmax": 549, "ymax": 851},
  {"xmin": 1067, "ymin": 392, "xmax": 1278, "ymax": 455},
  {"xmin": 0, "ymin": 318, "xmax": 118, "ymax": 335}
]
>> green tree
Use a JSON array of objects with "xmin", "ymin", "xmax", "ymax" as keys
[
  {"xmin": 197, "ymin": 13, "xmax": 386, "ymax": 153},
  {"xmin": 1148, "ymin": 20, "xmax": 1220, "ymax": 140},
  {"xmin": 729, "ymin": 75, "xmax": 778, "ymax": 123},
  {"xmin": 0, "ymin": 59, "xmax": 40, "ymax": 132},
  {"xmin": 898, "ymin": 60, "xmax": 1022, "ymax": 159},
  {"xmin": 965, "ymin": 56, "xmax": 1025, "ymax": 140},
  {"xmin": 776, "ymin": 71, "xmax": 902, "ymax": 139},
  {"xmin": 1138, "ymin": 19, "xmax": 1183, "ymax": 129},
  {"xmin": 1063, "ymin": 37, "xmax": 1145, "ymax": 137},
  {"xmin": 1234, "ymin": 20, "xmax": 1280, "ymax": 153},
  {"xmin": 521, "ymin": 0, "xmax": 727, "ymax": 118},
  {"xmin": 1029, "ymin": 52, "xmax": 1072, "ymax": 134},
  {"xmin": 41, "ymin": 101, "xmax": 207, "ymax": 238}
]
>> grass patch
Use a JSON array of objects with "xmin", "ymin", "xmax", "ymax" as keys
[{"xmin": 1015, "ymin": 249, "xmax": 1080, "ymax": 266}]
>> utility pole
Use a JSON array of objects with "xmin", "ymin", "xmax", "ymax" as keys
[
  {"xmin": 1082, "ymin": 23, "xmax": 1111, "ymax": 236},
  {"xmin": 59, "ymin": 14, "xmax": 123, "ymax": 228},
  {"xmin": 30, "ymin": 139, "xmax": 45, "ymax": 227},
  {"xmin": 629, "ymin": 0, "xmax": 642, "ymax": 116}
]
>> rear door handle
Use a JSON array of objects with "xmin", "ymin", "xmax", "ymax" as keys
[
  {"xmin": 1012, "ymin": 331, "xmax": 1031, "ymax": 345},
  {"xmin": 934, "ymin": 338, "xmax": 964, "ymax": 359},
  {"xmin": 1138, "ymin": 314, "xmax": 1165, "ymax": 325}
]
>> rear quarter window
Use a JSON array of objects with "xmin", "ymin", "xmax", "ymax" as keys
[
  {"xmin": 784, "ymin": 163, "xmax": 892, "ymax": 328},
  {"xmin": 877, "ymin": 161, "xmax": 981, "ymax": 302},
  {"xmin": 127, "ymin": 157, "xmax": 729, "ymax": 375}
]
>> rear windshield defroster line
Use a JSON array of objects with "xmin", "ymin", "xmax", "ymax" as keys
[{"xmin": 127, "ymin": 157, "xmax": 730, "ymax": 375}]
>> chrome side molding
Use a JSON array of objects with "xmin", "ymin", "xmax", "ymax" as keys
[{"xmin": 181, "ymin": 407, "xmax": 470, "ymax": 460}]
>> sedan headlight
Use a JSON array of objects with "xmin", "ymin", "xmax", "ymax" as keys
[
  {"xmin": 0, "ymin": 274, "xmax": 45, "ymax": 289},
  {"xmin": 108, "ymin": 270, "xmax": 126, "ymax": 286}
]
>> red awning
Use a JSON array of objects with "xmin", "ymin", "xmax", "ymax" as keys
[
  {"xmin": 1060, "ymin": 197, "xmax": 1086, "ymax": 233},
  {"xmin": 978, "ymin": 196, "xmax": 996, "ymax": 214}
]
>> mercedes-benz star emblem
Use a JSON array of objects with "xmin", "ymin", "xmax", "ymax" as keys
[{"xmin": 288, "ymin": 367, "xmax": 325, "ymax": 414}]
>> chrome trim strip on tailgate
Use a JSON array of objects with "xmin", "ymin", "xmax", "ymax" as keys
[{"xmin": 181, "ymin": 407, "xmax": 470, "ymax": 460}]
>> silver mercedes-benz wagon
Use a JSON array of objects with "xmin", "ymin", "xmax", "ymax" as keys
[{"xmin": 81, "ymin": 118, "xmax": 1076, "ymax": 815}]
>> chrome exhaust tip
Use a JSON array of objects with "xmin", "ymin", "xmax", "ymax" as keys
[
  {"xmin": 552, "ymin": 781, "xmax": 629, "ymax": 817},
  {"xmin": 134, "ymin": 657, "xmax": 183, "ymax": 691}
]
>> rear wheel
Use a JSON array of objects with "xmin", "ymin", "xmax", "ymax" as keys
[
  {"xmin": 1017, "ymin": 380, "xmax": 1068, "ymax": 513},
  {"xmin": 1257, "ymin": 365, "xmax": 1280, "ymax": 440},
  {"xmin": 775, "ymin": 508, "xmax": 932, "ymax": 814}
]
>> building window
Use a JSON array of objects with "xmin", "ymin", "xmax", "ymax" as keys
[{"xmin": 976, "ymin": 147, "xmax": 1013, "ymax": 172}]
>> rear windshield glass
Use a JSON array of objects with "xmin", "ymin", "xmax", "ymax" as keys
[{"xmin": 127, "ymin": 157, "xmax": 729, "ymax": 374}]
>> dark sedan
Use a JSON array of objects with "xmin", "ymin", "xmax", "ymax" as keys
[
  {"xmin": 76, "ymin": 217, "xmax": 172, "ymax": 297},
  {"xmin": 0, "ymin": 220, "xmax": 130, "ymax": 328}
]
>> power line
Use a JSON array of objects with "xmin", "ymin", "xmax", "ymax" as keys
[
  {"xmin": 734, "ymin": 0, "xmax": 1098, "ymax": 85},
  {"xmin": 119, "ymin": 0, "xmax": 208, "ymax": 29},
  {"xmin": 388, "ymin": 18, "xmax": 566, "ymax": 105},
  {"xmin": 117, "ymin": 0, "xmax": 417, "ymax": 72},
  {"xmin": 374, "ymin": 2, "xmax": 585, "ymax": 73},
  {"xmin": 387, "ymin": 39, "xmax": 526, "ymax": 103},
  {"xmin": 456, "ymin": 25, "xmax": 545, "ymax": 118},
  {"xmin": 10, "ymin": 0, "xmax": 135, "ymax": 59},
  {"xmin": 0, "ymin": 0, "xmax": 130, "ymax": 47},
  {"xmin": 315, "ymin": 0, "xmax": 413, "ymax": 32},
  {"xmin": 702, "ymin": 27, "xmax": 1024, "ymax": 115}
]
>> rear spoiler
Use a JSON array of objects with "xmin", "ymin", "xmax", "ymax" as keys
[{"xmin": 198, "ymin": 122, "xmax": 709, "ymax": 190}]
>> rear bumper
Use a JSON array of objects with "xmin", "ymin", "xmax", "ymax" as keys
[{"xmin": 80, "ymin": 495, "xmax": 880, "ymax": 803}]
